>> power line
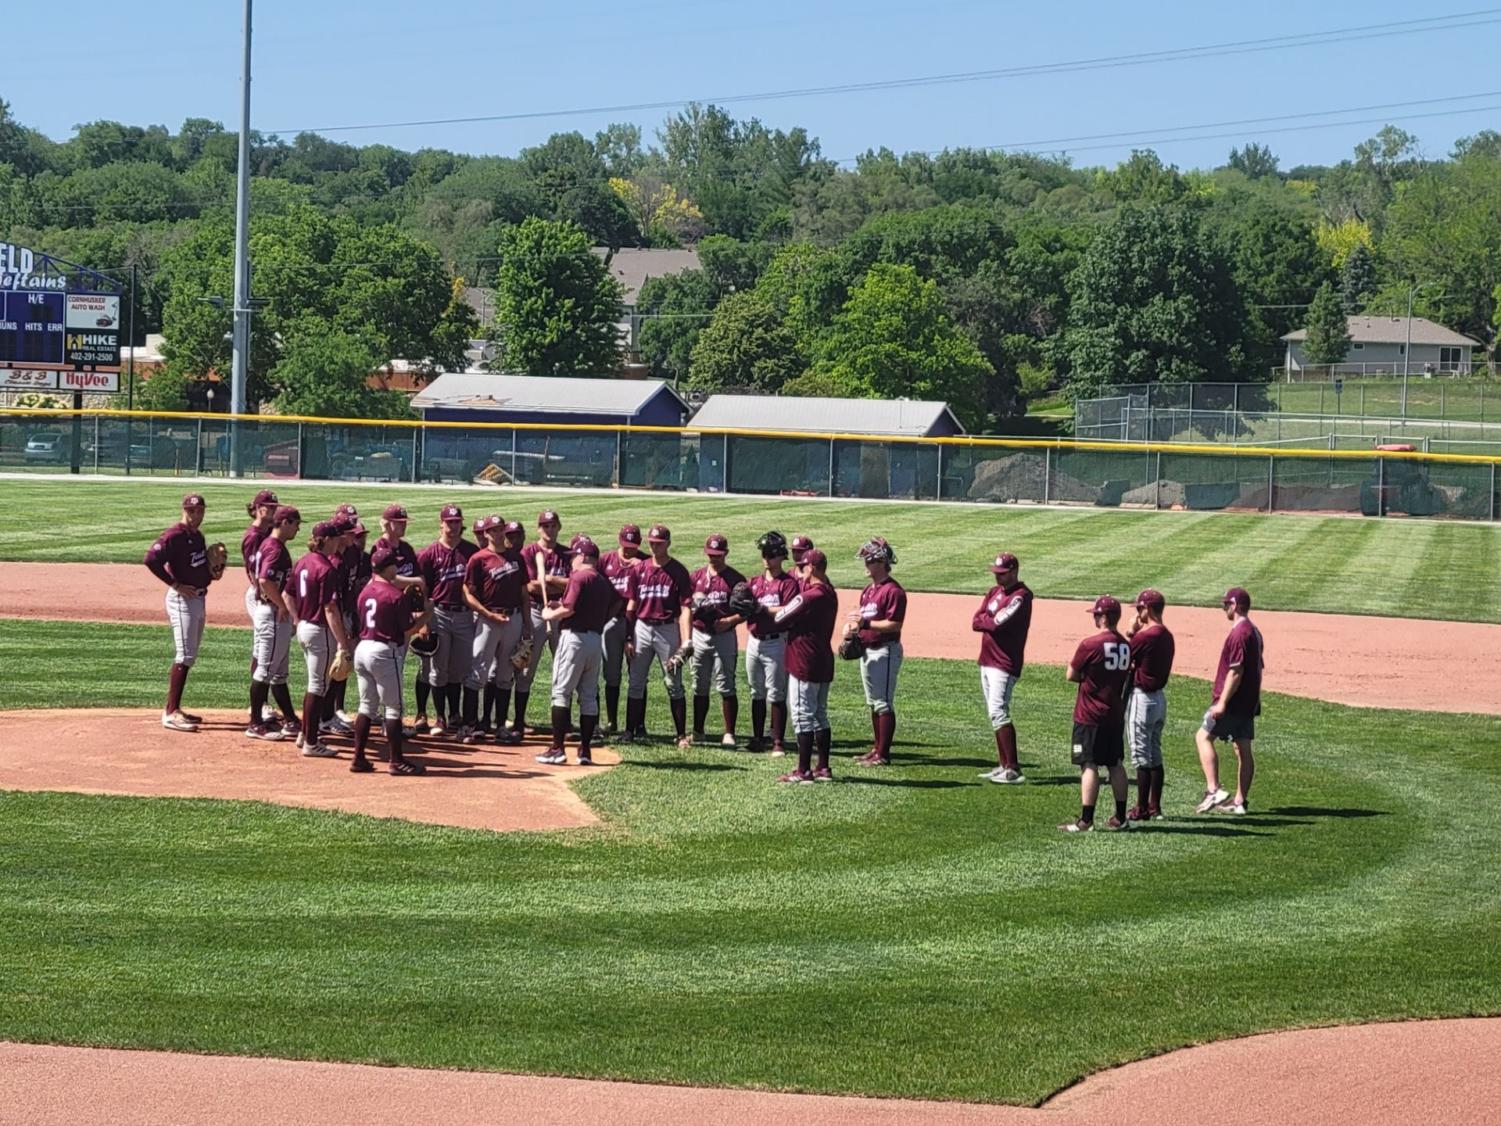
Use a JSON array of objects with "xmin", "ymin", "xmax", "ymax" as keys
[{"xmin": 262, "ymin": 10, "xmax": 1501, "ymax": 135}]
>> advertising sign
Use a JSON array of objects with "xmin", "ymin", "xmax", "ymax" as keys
[{"xmin": 0, "ymin": 242, "xmax": 123, "ymax": 381}]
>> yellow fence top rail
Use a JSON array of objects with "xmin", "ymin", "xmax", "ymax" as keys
[{"xmin": 3, "ymin": 406, "xmax": 1499, "ymax": 467}]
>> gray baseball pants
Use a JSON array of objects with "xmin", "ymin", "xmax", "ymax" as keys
[
  {"xmin": 859, "ymin": 641, "xmax": 903, "ymax": 714},
  {"xmin": 690, "ymin": 627, "xmax": 738, "ymax": 696},
  {"xmin": 470, "ymin": 613, "xmax": 525, "ymax": 690},
  {"xmin": 427, "ymin": 605, "xmax": 476, "ymax": 688},
  {"xmin": 165, "ymin": 588, "xmax": 206, "ymax": 666},
  {"xmin": 980, "ymin": 666, "xmax": 1019, "ymax": 729},
  {"xmin": 297, "ymin": 620, "xmax": 333, "ymax": 695},
  {"xmin": 628, "ymin": 620, "xmax": 685, "ymax": 700},
  {"xmin": 1126, "ymin": 687, "xmax": 1167, "ymax": 768},
  {"xmin": 355, "ymin": 639, "xmax": 403, "ymax": 720},
  {"xmin": 745, "ymin": 634, "xmax": 788, "ymax": 703},
  {"xmin": 551, "ymin": 629, "xmax": 603, "ymax": 715},
  {"xmin": 251, "ymin": 601, "xmax": 291, "ymax": 685},
  {"xmin": 517, "ymin": 603, "xmax": 558, "ymax": 691},
  {"xmin": 790, "ymin": 675, "xmax": 831, "ymax": 734},
  {"xmin": 602, "ymin": 615, "xmax": 629, "ymax": 688}
]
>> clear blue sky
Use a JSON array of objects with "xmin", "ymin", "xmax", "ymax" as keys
[{"xmin": 6, "ymin": 0, "xmax": 1499, "ymax": 169}]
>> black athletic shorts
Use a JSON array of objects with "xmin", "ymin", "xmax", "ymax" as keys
[
  {"xmin": 1071, "ymin": 721, "xmax": 1124, "ymax": 768},
  {"xmin": 1206, "ymin": 711, "xmax": 1256, "ymax": 742}
]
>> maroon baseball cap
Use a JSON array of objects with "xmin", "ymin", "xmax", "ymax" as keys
[
  {"xmin": 382, "ymin": 503, "xmax": 408, "ymax": 521},
  {"xmin": 648, "ymin": 524, "xmax": 671, "ymax": 544},
  {"xmin": 313, "ymin": 520, "xmax": 339, "ymax": 539},
  {"xmin": 476, "ymin": 514, "xmax": 503, "ymax": 536},
  {"xmin": 503, "ymin": 519, "xmax": 524, "ymax": 536},
  {"xmin": 252, "ymin": 489, "xmax": 278, "ymax": 508},
  {"xmin": 350, "ymin": 520, "xmax": 368, "ymax": 536},
  {"xmin": 441, "ymin": 504, "xmax": 463, "ymax": 523},
  {"xmin": 538, "ymin": 509, "xmax": 560, "ymax": 526},
  {"xmin": 571, "ymin": 534, "xmax": 600, "ymax": 558},
  {"xmin": 790, "ymin": 534, "xmax": 814, "ymax": 562},
  {"xmin": 990, "ymin": 552, "xmax": 1018, "ymax": 572},
  {"xmin": 705, "ymin": 533, "xmax": 728, "ymax": 556},
  {"xmin": 182, "ymin": 492, "xmax": 206, "ymax": 509},
  {"xmin": 1223, "ymin": 587, "xmax": 1251, "ymax": 611},
  {"xmin": 800, "ymin": 548, "xmax": 827, "ymax": 570},
  {"xmin": 330, "ymin": 517, "xmax": 356, "ymax": 535},
  {"xmin": 619, "ymin": 523, "xmax": 643, "ymax": 546},
  {"xmin": 1136, "ymin": 589, "xmax": 1166, "ymax": 611},
  {"xmin": 334, "ymin": 503, "xmax": 358, "ymax": 519},
  {"xmin": 273, "ymin": 505, "xmax": 301, "ymax": 525},
  {"xmin": 370, "ymin": 546, "xmax": 398, "ymax": 572},
  {"xmin": 1090, "ymin": 595, "xmax": 1121, "ymax": 617}
]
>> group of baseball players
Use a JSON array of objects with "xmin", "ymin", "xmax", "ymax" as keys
[{"xmin": 145, "ymin": 491, "xmax": 1263, "ymax": 819}]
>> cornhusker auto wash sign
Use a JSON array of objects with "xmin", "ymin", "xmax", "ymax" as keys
[{"xmin": 0, "ymin": 241, "xmax": 123, "ymax": 388}]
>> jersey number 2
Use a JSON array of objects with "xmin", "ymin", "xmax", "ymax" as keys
[{"xmin": 364, "ymin": 598, "xmax": 378, "ymax": 631}]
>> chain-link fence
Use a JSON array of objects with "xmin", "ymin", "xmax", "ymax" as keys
[{"xmin": 3, "ymin": 408, "xmax": 1497, "ymax": 522}]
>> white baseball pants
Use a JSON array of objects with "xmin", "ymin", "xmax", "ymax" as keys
[
  {"xmin": 251, "ymin": 601, "xmax": 291, "ymax": 685},
  {"xmin": 297, "ymin": 620, "xmax": 332, "ymax": 695},
  {"xmin": 980, "ymin": 666, "xmax": 1018, "ymax": 729},
  {"xmin": 628, "ymin": 620, "xmax": 685, "ymax": 700},
  {"xmin": 165, "ymin": 588, "xmax": 206, "ymax": 666},
  {"xmin": 860, "ymin": 641, "xmax": 903, "ymax": 714},
  {"xmin": 355, "ymin": 639, "xmax": 403, "ymax": 721},
  {"xmin": 690, "ymin": 627, "xmax": 738, "ymax": 697}
]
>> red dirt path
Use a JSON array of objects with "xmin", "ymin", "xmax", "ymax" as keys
[
  {"xmin": 4, "ymin": 1019, "xmax": 1497, "ymax": 1125},
  {"xmin": 0, "ymin": 709, "xmax": 615, "ymax": 833},
  {"xmin": 6, "ymin": 562, "xmax": 1497, "ymax": 715}
]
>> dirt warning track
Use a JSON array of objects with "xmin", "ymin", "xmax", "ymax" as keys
[{"xmin": 4, "ymin": 561, "xmax": 1496, "ymax": 715}]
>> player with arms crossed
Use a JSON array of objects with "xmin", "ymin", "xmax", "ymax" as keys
[
  {"xmin": 598, "ymin": 524, "xmax": 645, "ymax": 734},
  {"xmin": 536, "ymin": 536, "xmax": 623, "ymax": 767},
  {"xmin": 973, "ymin": 552, "xmax": 1032, "ymax": 784},
  {"xmin": 848, "ymin": 537, "xmax": 906, "ymax": 766},
  {"xmin": 464, "ymin": 515, "xmax": 531, "ymax": 744},
  {"xmin": 145, "ymin": 492, "xmax": 224, "ymax": 732},
  {"xmin": 624, "ymin": 524, "xmax": 694, "ymax": 746},
  {"xmin": 688, "ymin": 533, "xmax": 747, "ymax": 747},
  {"xmin": 745, "ymin": 531, "xmax": 800, "ymax": 754},
  {"xmin": 351, "ymin": 547, "xmax": 434, "ymax": 776},
  {"xmin": 761, "ymin": 549, "xmax": 839, "ymax": 783},
  {"xmin": 1060, "ymin": 596, "xmax": 1133, "ymax": 833},
  {"xmin": 1195, "ymin": 587, "xmax": 1264, "ymax": 816},
  {"xmin": 1125, "ymin": 589, "xmax": 1175, "ymax": 821},
  {"xmin": 288, "ymin": 521, "xmax": 354, "ymax": 758}
]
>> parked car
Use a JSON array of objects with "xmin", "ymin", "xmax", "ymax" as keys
[{"xmin": 23, "ymin": 431, "xmax": 70, "ymax": 464}]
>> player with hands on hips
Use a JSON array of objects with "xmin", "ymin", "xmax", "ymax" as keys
[
  {"xmin": 849, "ymin": 537, "xmax": 906, "ymax": 766},
  {"xmin": 350, "ymin": 546, "xmax": 434, "ymax": 776},
  {"xmin": 145, "ymin": 492, "xmax": 220, "ymax": 732},
  {"xmin": 535, "ymin": 536, "xmax": 622, "ymax": 766},
  {"xmin": 688, "ymin": 533, "xmax": 747, "ymax": 747},
  {"xmin": 289, "ymin": 521, "xmax": 354, "ymax": 758},
  {"xmin": 246, "ymin": 506, "xmax": 302, "ymax": 741},
  {"xmin": 623, "ymin": 523, "xmax": 695, "ymax": 747},
  {"xmin": 1125, "ymin": 589, "xmax": 1175, "ymax": 821},
  {"xmin": 1060, "ymin": 596, "xmax": 1133, "ymax": 833},
  {"xmin": 745, "ymin": 531, "xmax": 800, "ymax": 754},
  {"xmin": 974, "ymin": 552, "xmax": 1033, "ymax": 784}
]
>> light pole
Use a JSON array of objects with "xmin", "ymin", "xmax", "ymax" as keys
[{"xmin": 229, "ymin": 0, "xmax": 254, "ymax": 475}]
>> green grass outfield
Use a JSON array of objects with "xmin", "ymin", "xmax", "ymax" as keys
[
  {"xmin": 2, "ymin": 618, "xmax": 1499, "ymax": 1103},
  {"xmin": 3, "ymin": 477, "xmax": 1500, "ymax": 622}
]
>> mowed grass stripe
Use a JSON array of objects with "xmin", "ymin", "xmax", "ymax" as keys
[
  {"xmin": 1, "ymin": 478, "xmax": 1498, "ymax": 621},
  {"xmin": 2, "ymin": 618, "xmax": 1500, "ymax": 1101}
]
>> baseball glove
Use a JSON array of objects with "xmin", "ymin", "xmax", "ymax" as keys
[
  {"xmin": 409, "ymin": 631, "xmax": 438, "ymax": 657},
  {"xmin": 690, "ymin": 592, "xmax": 725, "ymax": 630},
  {"xmin": 665, "ymin": 642, "xmax": 693, "ymax": 675},
  {"xmin": 328, "ymin": 647, "xmax": 353, "ymax": 683},
  {"xmin": 726, "ymin": 581, "xmax": 760, "ymax": 619},
  {"xmin": 206, "ymin": 541, "xmax": 228, "ymax": 581},
  {"xmin": 510, "ymin": 636, "xmax": 534, "ymax": 672},
  {"xmin": 838, "ymin": 633, "xmax": 866, "ymax": 661}
]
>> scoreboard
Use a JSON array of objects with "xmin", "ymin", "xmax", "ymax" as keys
[
  {"xmin": 0, "ymin": 291, "xmax": 66, "ymax": 367},
  {"xmin": 0, "ymin": 290, "xmax": 122, "ymax": 389}
]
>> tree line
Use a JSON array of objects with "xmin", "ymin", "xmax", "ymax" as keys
[{"xmin": 2, "ymin": 98, "xmax": 1498, "ymax": 429}]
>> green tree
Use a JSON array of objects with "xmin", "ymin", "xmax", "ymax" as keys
[
  {"xmin": 636, "ymin": 268, "xmax": 718, "ymax": 382},
  {"xmin": 1095, "ymin": 150, "xmax": 1188, "ymax": 205},
  {"xmin": 1302, "ymin": 282, "xmax": 1352, "ymax": 365},
  {"xmin": 491, "ymin": 217, "xmax": 623, "ymax": 375},
  {"xmin": 687, "ymin": 290, "xmax": 804, "ymax": 392},
  {"xmin": 1340, "ymin": 243, "xmax": 1376, "ymax": 313},
  {"xmin": 271, "ymin": 328, "xmax": 412, "ymax": 418},
  {"xmin": 1226, "ymin": 143, "xmax": 1280, "ymax": 180},
  {"xmin": 1062, "ymin": 205, "xmax": 1251, "ymax": 395},
  {"xmin": 806, "ymin": 263, "xmax": 990, "ymax": 428}
]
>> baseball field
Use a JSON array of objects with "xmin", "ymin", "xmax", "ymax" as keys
[{"xmin": 2, "ymin": 474, "xmax": 1499, "ymax": 1120}]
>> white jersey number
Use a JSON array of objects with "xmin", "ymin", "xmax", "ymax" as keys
[
  {"xmin": 1103, "ymin": 642, "xmax": 1130, "ymax": 671},
  {"xmin": 364, "ymin": 598, "xmax": 378, "ymax": 631}
]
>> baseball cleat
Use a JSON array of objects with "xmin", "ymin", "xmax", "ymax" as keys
[
  {"xmin": 301, "ymin": 743, "xmax": 339, "ymax": 758},
  {"xmin": 279, "ymin": 717, "xmax": 300, "ymax": 737},
  {"xmin": 1104, "ymin": 815, "xmax": 1132, "ymax": 831},
  {"xmin": 577, "ymin": 754, "xmax": 595, "ymax": 767},
  {"xmin": 811, "ymin": 767, "xmax": 835, "ymax": 782},
  {"xmin": 721, "ymin": 733, "xmax": 738, "ymax": 748},
  {"xmin": 615, "ymin": 729, "xmax": 635, "ymax": 744},
  {"xmin": 991, "ymin": 768, "xmax": 1026, "ymax": 785},
  {"xmin": 179, "ymin": 711, "xmax": 204, "ymax": 726},
  {"xmin": 496, "ymin": 728, "xmax": 523, "ymax": 745},
  {"xmin": 676, "ymin": 734, "xmax": 695, "ymax": 749},
  {"xmin": 430, "ymin": 718, "xmax": 448, "ymax": 737},
  {"xmin": 855, "ymin": 755, "xmax": 890, "ymax": 767},
  {"xmin": 461, "ymin": 727, "xmax": 482, "ymax": 745},
  {"xmin": 244, "ymin": 723, "xmax": 284, "ymax": 741},
  {"xmin": 1148, "ymin": 805, "xmax": 1165, "ymax": 820},
  {"xmin": 336, "ymin": 710, "xmax": 355, "ymax": 725},
  {"xmin": 389, "ymin": 758, "xmax": 426, "ymax": 776},
  {"xmin": 746, "ymin": 737, "xmax": 765, "ymax": 752},
  {"xmin": 1058, "ymin": 818, "xmax": 1094, "ymax": 833},
  {"xmin": 777, "ymin": 770, "xmax": 815, "ymax": 784},
  {"xmin": 1195, "ymin": 787, "xmax": 1230, "ymax": 813},
  {"xmin": 295, "ymin": 731, "xmax": 306, "ymax": 749},
  {"xmin": 1214, "ymin": 799, "xmax": 1248, "ymax": 815},
  {"xmin": 412, "ymin": 717, "xmax": 430, "ymax": 736},
  {"xmin": 1126, "ymin": 805, "xmax": 1150, "ymax": 821},
  {"xmin": 535, "ymin": 749, "xmax": 567, "ymax": 765},
  {"xmin": 349, "ymin": 758, "xmax": 374, "ymax": 773},
  {"xmin": 320, "ymin": 717, "xmax": 354, "ymax": 737},
  {"xmin": 769, "ymin": 743, "xmax": 787, "ymax": 757},
  {"xmin": 160, "ymin": 711, "xmax": 199, "ymax": 732}
]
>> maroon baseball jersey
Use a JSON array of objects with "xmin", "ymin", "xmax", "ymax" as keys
[
  {"xmin": 338, "ymin": 542, "xmax": 365, "ymax": 612},
  {"xmin": 599, "ymin": 549, "xmax": 641, "ymax": 610},
  {"xmin": 374, "ymin": 535, "xmax": 422, "ymax": 609},
  {"xmin": 691, "ymin": 563, "xmax": 747, "ymax": 634},
  {"xmin": 241, "ymin": 523, "xmax": 269, "ymax": 583},
  {"xmin": 748, "ymin": 572, "xmax": 801, "ymax": 638},
  {"xmin": 522, "ymin": 540, "xmax": 572, "ymax": 605},
  {"xmin": 357, "ymin": 578, "xmax": 414, "ymax": 645},
  {"xmin": 1070, "ymin": 629, "xmax": 1131, "ymax": 726},
  {"xmin": 465, "ymin": 547, "xmax": 527, "ymax": 611},
  {"xmin": 1213, "ymin": 618, "xmax": 1265, "ymax": 717},
  {"xmin": 857, "ymin": 577, "xmax": 907, "ymax": 647},
  {"xmin": 631, "ymin": 557, "xmax": 693, "ymax": 623},
  {"xmin": 559, "ymin": 568, "xmax": 618, "ymax": 633},
  {"xmin": 145, "ymin": 522, "xmax": 212, "ymax": 591},
  {"xmin": 418, "ymin": 538, "xmax": 475, "ymax": 608},
  {"xmin": 1129, "ymin": 623, "xmax": 1176, "ymax": 692},
  {"xmin": 973, "ymin": 582, "xmax": 1034, "ymax": 675},
  {"xmin": 254, "ymin": 535, "xmax": 293, "ymax": 600},
  {"xmin": 290, "ymin": 551, "xmax": 340, "ymax": 624},
  {"xmin": 775, "ymin": 581, "xmax": 837, "ymax": 684}
]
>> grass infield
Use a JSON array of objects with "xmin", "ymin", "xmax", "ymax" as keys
[
  {"xmin": 2, "ymin": 618, "xmax": 1499, "ymax": 1103},
  {"xmin": 1, "ymin": 478, "xmax": 1499, "ymax": 621}
]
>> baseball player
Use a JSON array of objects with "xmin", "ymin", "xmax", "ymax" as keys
[
  {"xmin": 464, "ymin": 515, "xmax": 531, "ymax": 745},
  {"xmin": 1060, "ymin": 596, "xmax": 1133, "ymax": 833},
  {"xmin": 760, "ymin": 548, "xmax": 838, "ymax": 783},
  {"xmin": 351, "ymin": 546, "xmax": 434, "ymax": 776},
  {"xmin": 247, "ymin": 505, "xmax": 302, "ymax": 741},
  {"xmin": 536, "ymin": 535, "xmax": 622, "ymax": 766},
  {"xmin": 144, "ymin": 492, "xmax": 222, "ymax": 732},
  {"xmin": 623, "ymin": 523, "xmax": 694, "ymax": 745},
  {"xmin": 481, "ymin": 520, "xmax": 532, "ymax": 741},
  {"xmin": 372, "ymin": 503, "xmax": 424, "ymax": 725},
  {"xmin": 745, "ymin": 531, "xmax": 800, "ymax": 754},
  {"xmin": 289, "ymin": 521, "xmax": 353, "ymax": 758},
  {"xmin": 688, "ymin": 534, "xmax": 747, "ymax": 747},
  {"xmin": 973, "ymin": 552, "xmax": 1033, "ymax": 784},
  {"xmin": 417, "ymin": 504, "xmax": 478, "ymax": 739},
  {"xmin": 513, "ymin": 509, "xmax": 572, "ymax": 738},
  {"xmin": 1195, "ymin": 587, "xmax": 1264, "ymax": 816},
  {"xmin": 323, "ymin": 503, "xmax": 367, "ymax": 732},
  {"xmin": 598, "ymin": 523, "xmax": 645, "ymax": 733},
  {"xmin": 1125, "ymin": 589, "xmax": 1175, "ymax": 821},
  {"xmin": 240, "ymin": 488, "xmax": 279, "ymax": 691},
  {"xmin": 849, "ymin": 538, "xmax": 906, "ymax": 766},
  {"xmin": 790, "ymin": 534, "xmax": 816, "ymax": 565}
]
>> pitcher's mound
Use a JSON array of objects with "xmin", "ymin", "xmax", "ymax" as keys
[{"xmin": 0, "ymin": 709, "xmax": 616, "ymax": 832}]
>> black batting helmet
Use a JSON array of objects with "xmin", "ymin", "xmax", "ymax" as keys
[{"xmin": 757, "ymin": 530, "xmax": 788, "ymax": 560}]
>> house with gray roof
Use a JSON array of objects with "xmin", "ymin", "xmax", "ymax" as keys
[
  {"xmin": 1281, "ymin": 316, "xmax": 1480, "ymax": 374},
  {"xmin": 689, "ymin": 394, "xmax": 965, "ymax": 437}
]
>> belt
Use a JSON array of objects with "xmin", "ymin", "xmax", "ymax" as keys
[
  {"xmin": 865, "ymin": 636, "xmax": 900, "ymax": 650},
  {"xmin": 640, "ymin": 617, "xmax": 674, "ymax": 625},
  {"xmin": 757, "ymin": 632, "xmax": 784, "ymax": 641},
  {"xmin": 436, "ymin": 602, "xmax": 466, "ymax": 611}
]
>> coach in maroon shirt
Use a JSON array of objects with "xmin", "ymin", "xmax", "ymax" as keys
[
  {"xmin": 145, "ymin": 492, "xmax": 216, "ymax": 732},
  {"xmin": 1195, "ymin": 587, "xmax": 1265, "ymax": 816},
  {"xmin": 537, "ymin": 536, "xmax": 622, "ymax": 766},
  {"xmin": 973, "ymin": 552, "xmax": 1033, "ymax": 783},
  {"xmin": 766, "ymin": 549, "xmax": 838, "ymax": 783},
  {"xmin": 1061, "ymin": 596, "xmax": 1133, "ymax": 833}
]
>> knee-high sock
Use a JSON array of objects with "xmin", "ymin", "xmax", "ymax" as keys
[
  {"xmin": 869, "ymin": 708, "xmax": 879, "ymax": 750},
  {"xmin": 692, "ymin": 695, "xmax": 710, "ymax": 735},
  {"xmin": 384, "ymin": 718, "xmax": 406, "ymax": 762},
  {"xmin": 332, "ymin": 678, "xmax": 347, "ymax": 713},
  {"xmin": 636, "ymin": 687, "xmax": 650, "ymax": 733},
  {"xmin": 249, "ymin": 681, "xmax": 269, "ymax": 726},
  {"xmin": 669, "ymin": 697, "xmax": 687, "ymax": 739},
  {"xmin": 1136, "ymin": 766, "xmax": 1152, "ymax": 806},
  {"xmin": 302, "ymin": 692, "xmax": 319, "ymax": 746},
  {"xmin": 271, "ymin": 683, "xmax": 297, "ymax": 724},
  {"xmin": 771, "ymin": 702, "xmax": 787, "ymax": 747},
  {"xmin": 1150, "ymin": 765, "xmax": 1166, "ymax": 809},
  {"xmin": 322, "ymin": 691, "xmax": 338, "ymax": 722},
  {"xmin": 550, "ymin": 704, "xmax": 571, "ymax": 751},
  {"xmin": 579, "ymin": 713, "xmax": 597, "ymax": 756},
  {"xmin": 796, "ymin": 731, "xmax": 814, "ymax": 774},
  {"xmin": 495, "ymin": 689, "xmax": 512, "ymax": 735},
  {"xmin": 874, "ymin": 711, "xmax": 895, "ymax": 759},
  {"xmin": 605, "ymin": 685, "xmax": 620, "ymax": 729},
  {"xmin": 166, "ymin": 662, "xmax": 190, "ymax": 715},
  {"xmin": 415, "ymin": 679, "xmax": 431, "ymax": 718},
  {"xmin": 512, "ymin": 691, "xmax": 530, "ymax": 732},
  {"xmin": 721, "ymin": 694, "xmax": 738, "ymax": 735},
  {"xmin": 352, "ymin": 714, "xmax": 373, "ymax": 764},
  {"xmin": 462, "ymin": 686, "xmax": 479, "ymax": 728},
  {"xmin": 481, "ymin": 684, "xmax": 497, "ymax": 728},
  {"xmin": 816, "ymin": 727, "xmax": 832, "ymax": 771},
  {"xmin": 996, "ymin": 724, "xmax": 1018, "ymax": 772},
  {"xmin": 751, "ymin": 699, "xmax": 767, "ymax": 740},
  {"xmin": 625, "ymin": 695, "xmax": 645, "ymax": 736},
  {"xmin": 447, "ymin": 683, "xmax": 462, "ymax": 722}
]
